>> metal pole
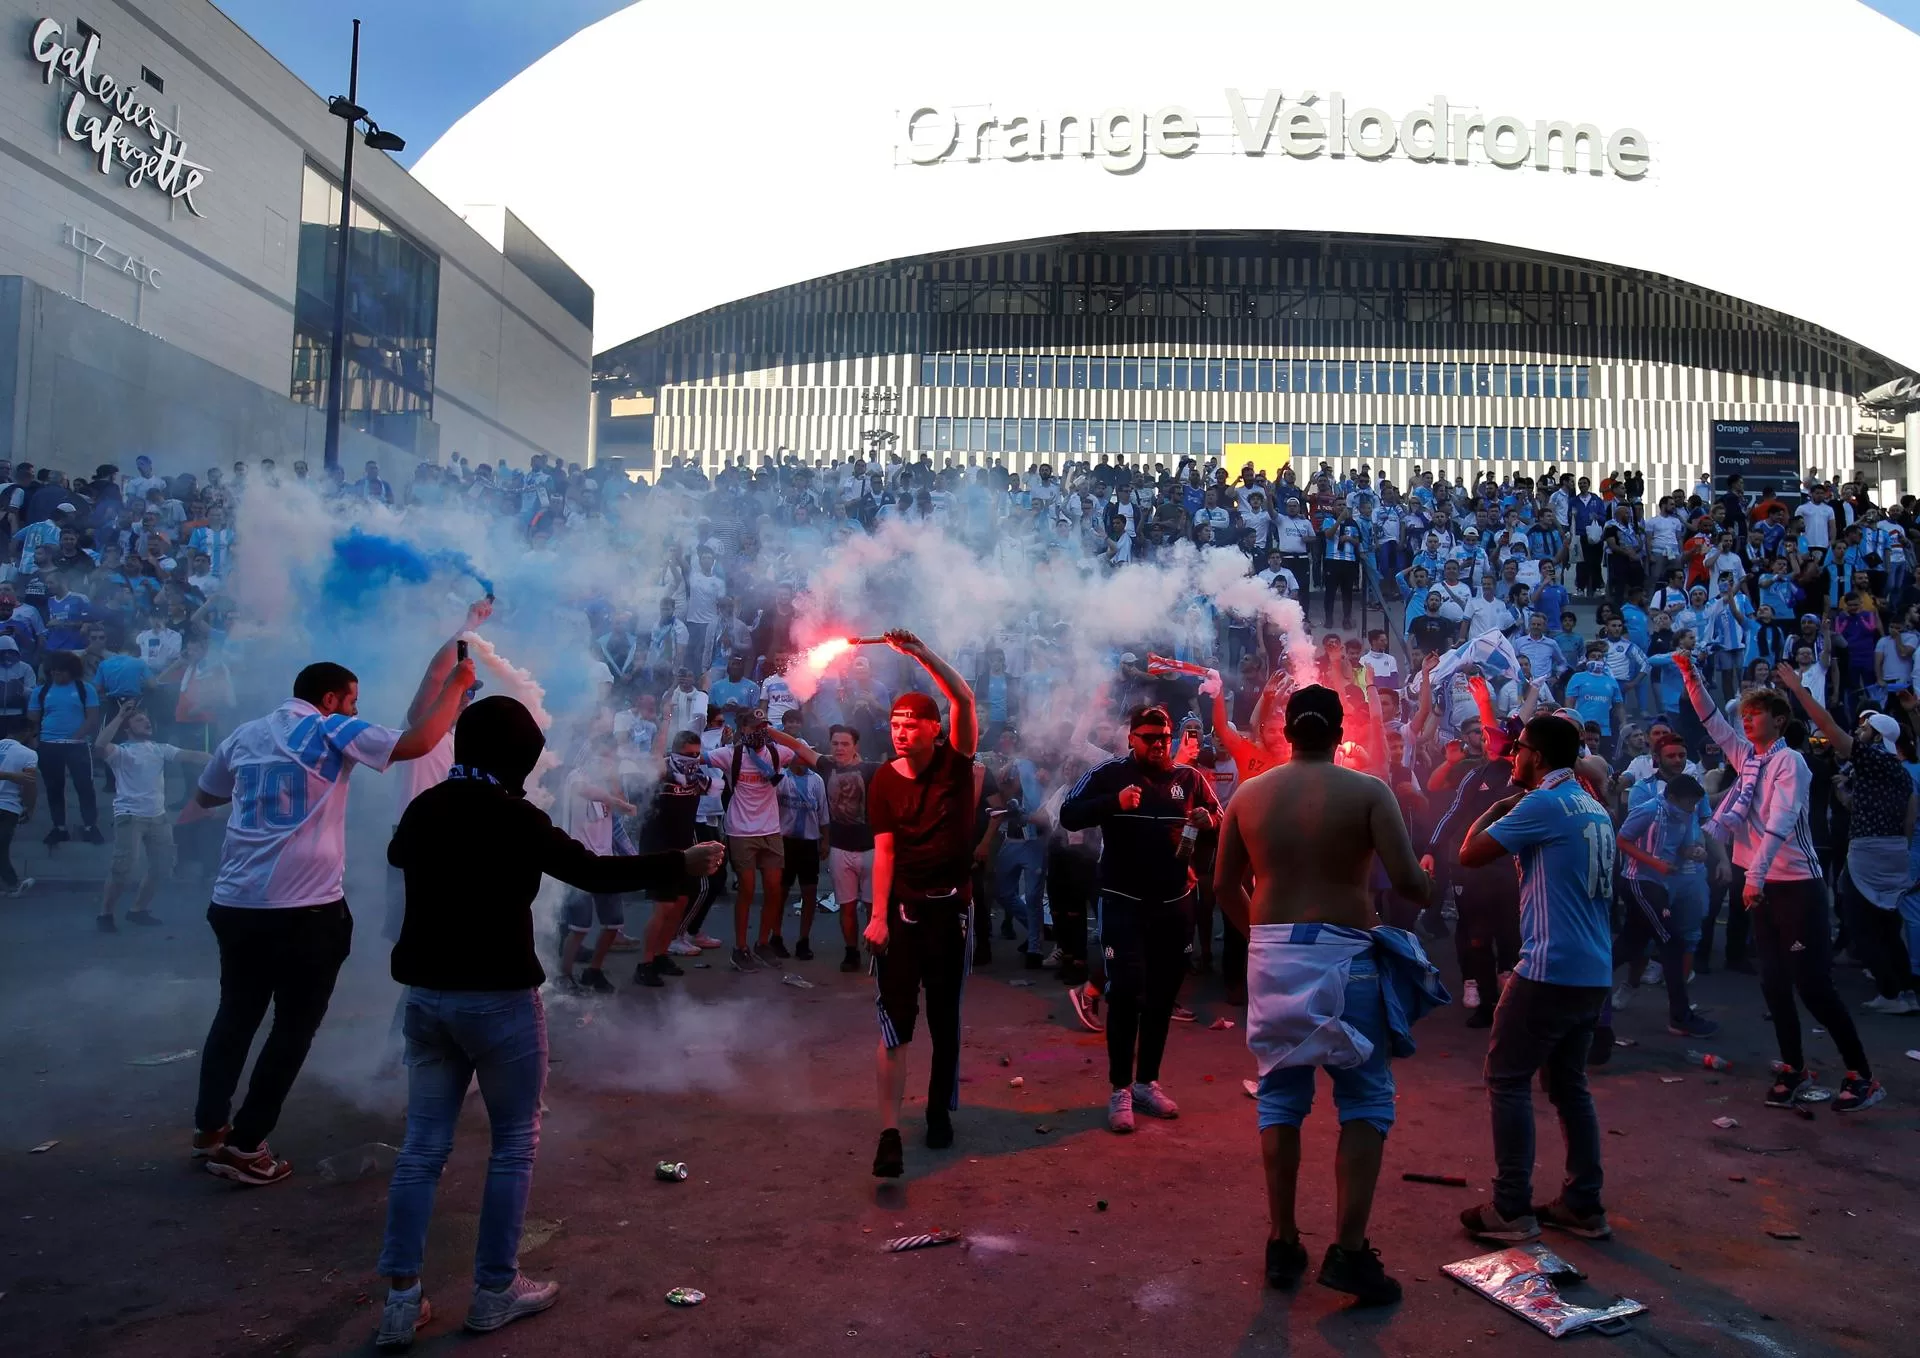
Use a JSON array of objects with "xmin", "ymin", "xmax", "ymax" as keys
[{"xmin": 322, "ymin": 19, "xmax": 360, "ymax": 474}]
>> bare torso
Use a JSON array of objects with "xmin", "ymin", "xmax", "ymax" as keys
[{"xmin": 1229, "ymin": 759, "xmax": 1420, "ymax": 929}]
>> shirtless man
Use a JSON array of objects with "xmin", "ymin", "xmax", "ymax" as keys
[{"xmin": 1216, "ymin": 685, "xmax": 1431, "ymax": 1307}]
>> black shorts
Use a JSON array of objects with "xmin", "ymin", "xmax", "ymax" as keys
[
  {"xmin": 875, "ymin": 895, "xmax": 968, "ymax": 1048},
  {"xmin": 782, "ymin": 836, "xmax": 820, "ymax": 886}
]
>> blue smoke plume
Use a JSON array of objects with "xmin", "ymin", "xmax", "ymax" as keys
[{"xmin": 323, "ymin": 528, "xmax": 495, "ymax": 610}]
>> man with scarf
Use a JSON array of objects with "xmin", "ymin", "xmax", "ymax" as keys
[
  {"xmin": 1675, "ymin": 652, "xmax": 1884, "ymax": 1112},
  {"xmin": 375, "ymin": 696, "xmax": 723, "ymax": 1347}
]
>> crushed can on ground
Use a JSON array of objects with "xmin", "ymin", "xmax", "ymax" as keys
[{"xmin": 1442, "ymin": 1243, "xmax": 1645, "ymax": 1338}]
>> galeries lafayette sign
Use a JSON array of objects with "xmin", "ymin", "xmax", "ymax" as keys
[{"xmin": 29, "ymin": 17, "xmax": 210, "ymax": 216}]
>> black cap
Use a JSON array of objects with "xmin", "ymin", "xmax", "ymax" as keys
[
  {"xmin": 452, "ymin": 696, "xmax": 545, "ymax": 796},
  {"xmin": 1286, "ymin": 684, "xmax": 1344, "ymax": 730}
]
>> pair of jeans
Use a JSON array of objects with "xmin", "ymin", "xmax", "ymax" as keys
[
  {"xmin": 37, "ymin": 740, "xmax": 96, "ymax": 831},
  {"xmin": 995, "ymin": 835, "xmax": 1047, "ymax": 956},
  {"xmin": 1484, "ymin": 975, "xmax": 1609, "ymax": 1220},
  {"xmin": 377, "ymin": 988, "xmax": 548, "ymax": 1289},
  {"xmin": 1750, "ymin": 879, "xmax": 1871, "ymax": 1076},
  {"xmin": 1102, "ymin": 892, "xmax": 1193, "ymax": 1088},
  {"xmin": 194, "ymin": 902, "xmax": 353, "ymax": 1151}
]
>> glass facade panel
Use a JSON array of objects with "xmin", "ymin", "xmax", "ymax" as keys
[{"xmin": 291, "ymin": 161, "xmax": 438, "ymax": 419}]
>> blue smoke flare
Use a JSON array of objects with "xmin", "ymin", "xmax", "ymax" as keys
[{"xmin": 323, "ymin": 528, "xmax": 495, "ymax": 610}]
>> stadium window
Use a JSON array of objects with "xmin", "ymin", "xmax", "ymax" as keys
[
  {"xmin": 1088, "ymin": 356, "xmax": 1104, "ymax": 389},
  {"xmin": 1124, "ymin": 357, "xmax": 1141, "ymax": 389},
  {"xmin": 1575, "ymin": 366, "xmax": 1591, "ymax": 398},
  {"xmin": 1157, "ymin": 358, "xmax": 1173, "ymax": 389},
  {"xmin": 1290, "ymin": 360, "xmax": 1307, "ymax": 392},
  {"xmin": 1020, "ymin": 418, "xmax": 1036, "ymax": 452},
  {"xmin": 1577, "ymin": 429, "xmax": 1592, "ymax": 461},
  {"xmin": 1223, "ymin": 360, "xmax": 1240, "ymax": 393},
  {"xmin": 1390, "ymin": 362, "xmax": 1408, "ymax": 395},
  {"xmin": 936, "ymin": 354, "xmax": 953, "ymax": 387},
  {"xmin": 1355, "ymin": 361, "xmax": 1375, "ymax": 395},
  {"xmin": 969, "ymin": 417, "xmax": 986, "ymax": 451},
  {"xmin": 1208, "ymin": 358, "xmax": 1225, "ymax": 390},
  {"xmin": 1106, "ymin": 420, "xmax": 1123, "ymax": 451},
  {"xmin": 1072, "ymin": 357, "xmax": 1089, "ymax": 389},
  {"xmin": 986, "ymin": 420, "xmax": 1002, "ymax": 453},
  {"xmin": 916, "ymin": 417, "xmax": 934, "ymax": 448},
  {"xmin": 986, "ymin": 355, "xmax": 1004, "ymax": 387},
  {"xmin": 935, "ymin": 418, "xmax": 953, "ymax": 451},
  {"xmin": 1525, "ymin": 365, "xmax": 1541, "ymax": 398},
  {"xmin": 919, "ymin": 355, "xmax": 936, "ymax": 386},
  {"xmin": 1407, "ymin": 364, "xmax": 1425, "ymax": 396}
]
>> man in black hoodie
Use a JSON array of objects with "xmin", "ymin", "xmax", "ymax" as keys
[{"xmin": 374, "ymin": 697, "xmax": 722, "ymax": 1349}]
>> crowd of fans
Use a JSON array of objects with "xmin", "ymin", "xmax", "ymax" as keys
[{"xmin": 2, "ymin": 444, "xmax": 1915, "ymax": 1034}]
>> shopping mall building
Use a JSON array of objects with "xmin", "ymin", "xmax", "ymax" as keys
[
  {"xmin": 418, "ymin": 0, "xmax": 1920, "ymax": 493},
  {"xmin": 0, "ymin": 0, "xmax": 592, "ymax": 473}
]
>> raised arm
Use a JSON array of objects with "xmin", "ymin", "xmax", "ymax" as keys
[
  {"xmin": 392, "ymin": 655, "xmax": 478, "ymax": 763},
  {"xmin": 407, "ymin": 598, "xmax": 493, "ymax": 725},
  {"xmin": 94, "ymin": 696, "xmax": 131, "ymax": 756},
  {"xmin": 762, "ymin": 725, "xmax": 821, "ymax": 768},
  {"xmin": 886, "ymin": 629, "xmax": 976, "ymax": 757},
  {"xmin": 1772, "ymin": 661, "xmax": 1850, "ymax": 756}
]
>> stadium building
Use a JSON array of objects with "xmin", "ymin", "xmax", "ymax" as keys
[{"xmin": 414, "ymin": 0, "xmax": 1920, "ymax": 492}]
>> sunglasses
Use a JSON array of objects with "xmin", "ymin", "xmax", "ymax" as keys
[{"xmin": 1131, "ymin": 730, "xmax": 1173, "ymax": 746}]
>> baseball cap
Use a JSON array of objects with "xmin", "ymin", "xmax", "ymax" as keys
[
  {"xmin": 1118, "ymin": 651, "xmax": 1138, "ymax": 664},
  {"xmin": 0, "ymin": 637, "xmax": 17, "ymax": 654},
  {"xmin": 55, "ymin": 501, "xmax": 75, "ymax": 513},
  {"xmin": 1286, "ymin": 684, "xmax": 1344, "ymax": 731},
  {"xmin": 891, "ymin": 691, "xmax": 941, "ymax": 722},
  {"xmin": 1863, "ymin": 712, "xmax": 1902, "ymax": 744}
]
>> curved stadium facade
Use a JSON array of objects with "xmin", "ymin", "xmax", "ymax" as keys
[{"xmin": 412, "ymin": 0, "xmax": 1920, "ymax": 488}]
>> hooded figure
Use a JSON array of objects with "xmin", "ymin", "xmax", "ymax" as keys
[
  {"xmin": 387, "ymin": 696, "xmax": 703, "ymax": 988},
  {"xmin": 377, "ymin": 696, "xmax": 720, "ymax": 1340}
]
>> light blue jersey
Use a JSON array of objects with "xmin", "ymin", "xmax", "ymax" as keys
[
  {"xmin": 1619, "ymin": 783, "xmax": 1708, "ymax": 881},
  {"xmin": 1564, "ymin": 670, "xmax": 1622, "ymax": 734},
  {"xmin": 1488, "ymin": 769, "xmax": 1615, "ymax": 987}
]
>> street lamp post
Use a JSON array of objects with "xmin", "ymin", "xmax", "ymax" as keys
[{"xmin": 321, "ymin": 19, "xmax": 405, "ymax": 474}]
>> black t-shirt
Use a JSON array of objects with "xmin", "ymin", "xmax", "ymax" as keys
[
  {"xmin": 1844, "ymin": 743, "xmax": 1911, "ymax": 840},
  {"xmin": 823, "ymin": 758, "xmax": 882, "ymax": 852},
  {"xmin": 640, "ymin": 776, "xmax": 704, "ymax": 853},
  {"xmin": 870, "ymin": 742, "xmax": 976, "ymax": 896},
  {"xmin": 1409, "ymin": 614, "xmax": 1457, "ymax": 655}
]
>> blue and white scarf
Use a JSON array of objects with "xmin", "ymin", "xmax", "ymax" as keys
[{"xmin": 1707, "ymin": 740, "xmax": 1776, "ymax": 841}]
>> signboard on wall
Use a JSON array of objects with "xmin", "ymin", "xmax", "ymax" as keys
[{"xmin": 1710, "ymin": 420, "xmax": 1799, "ymax": 490}]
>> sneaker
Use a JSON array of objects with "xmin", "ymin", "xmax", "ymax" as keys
[
  {"xmin": 1668, "ymin": 1014, "xmax": 1721, "ymax": 1039},
  {"xmin": 1863, "ymin": 992, "xmax": 1920, "ymax": 1015},
  {"xmin": 633, "ymin": 961, "xmax": 664, "ymax": 988},
  {"xmin": 729, "ymin": 947, "xmax": 758, "ymax": 972},
  {"xmin": 43, "ymin": 827, "xmax": 69, "ymax": 847},
  {"xmin": 79, "ymin": 825, "xmax": 106, "ymax": 845},
  {"xmin": 96, "ymin": 914, "xmax": 118, "ymax": 933},
  {"xmin": 753, "ymin": 942, "xmax": 782, "ymax": 966},
  {"xmin": 1535, "ymin": 1197, "xmax": 1612, "ymax": 1240},
  {"xmin": 1107, "ymin": 1087, "xmax": 1135, "ymax": 1134},
  {"xmin": 1640, "ymin": 961, "xmax": 1665, "ymax": 986},
  {"xmin": 1460, "ymin": 1202, "xmax": 1540, "ymax": 1243},
  {"xmin": 1834, "ymin": 1072, "xmax": 1886, "ymax": 1113},
  {"xmin": 1042, "ymin": 946, "xmax": 1065, "ymax": 968},
  {"xmin": 872, "ymin": 1127, "xmax": 904, "ymax": 1178},
  {"xmin": 555, "ymin": 973, "xmax": 587, "ymax": 996},
  {"xmin": 765, "ymin": 935, "xmax": 791, "ymax": 960},
  {"xmin": 691, "ymin": 932, "xmax": 724, "ymax": 950},
  {"xmin": 463, "ymin": 1274, "xmax": 559, "ymax": 1333},
  {"xmin": 794, "ymin": 938, "xmax": 814, "ymax": 961},
  {"xmin": 205, "ymin": 1142, "xmax": 292, "ymax": 1186},
  {"xmin": 126, "ymin": 910, "xmax": 164, "ymax": 927},
  {"xmin": 1317, "ymin": 1241, "xmax": 1402, "ymax": 1307},
  {"xmin": 1170, "ymin": 1005, "xmax": 1197, "ymax": 1023},
  {"xmin": 1265, "ymin": 1236, "xmax": 1309, "ymax": 1288},
  {"xmin": 840, "ymin": 946, "xmax": 862, "ymax": 973},
  {"xmin": 191, "ymin": 1124, "xmax": 229, "ymax": 1159},
  {"xmin": 1610, "ymin": 984, "xmax": 1634, "ymax": 1012},
  {"xmin": 1462, "ymin": 979, "xmax": 1482, "ymax": 1010},
  {"xmin": 6, "ymin": 876, "xmax": 33, "ymax": 897},
  {"xmin": 1131, "ymin": 1080, "xmax": 1180, "ymax": 1119},
  {"xmin": 374, "ymin": 1287, "xmax": 431, "ymax": 1351},
  {"xmin": 668, "ymin": 935, "xmax": 703, "ymax": 957},
  {"xmin": 1765, "ymin": 1065, "xmax": 1813, "ymax": 1108},
  {"xmin": 925, "ymin": 1110, "xmax": 953, "ymax": 1150},
  {"xmin": 579, "ymin": 967, "xmax": 615, "ymax": 994},
  {"xmin": 654, "ymin": 955, "xmax": 685, "ymax": 977},
  {"xmin": 1069, "ymin": 984, "xmax": 1105, "ymax": 1033}
]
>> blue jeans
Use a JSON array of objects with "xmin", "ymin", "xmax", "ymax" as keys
[
  {"xmin": 1484, "ymin": 976, "xmax": 1607, "ymax": 1220},
  {"xmin": 996, "ymin": 836, "xmax": 1047, "ymax": 954},
  {"xmin": 377, "ymin": 988, "xmax": 548, "ymax": 1289}
]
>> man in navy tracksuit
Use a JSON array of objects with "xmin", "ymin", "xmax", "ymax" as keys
[{"xmin": 1061, "ymin": 705, "xmax": 1220, "ymax": 1134}]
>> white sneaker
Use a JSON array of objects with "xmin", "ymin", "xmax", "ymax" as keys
[
  {"xmin": 1865, "ymin": 992, "xmax": 1920, "ymax": 1015},
  {"xmin": 690, "ymin": 932, "xmax": 724, "ymax": 950},
  {"xmin": 1640, "ymin": 961, "xmax": 1665, "ymax": 986},
  {"xmin": 1107, "ymin": 1087, "xmax": 1135, "ymax": 1134},
  {"xmin": 1042, "ymin": 946, "xmax": 1065, "ymax": 968},
  {"xmin": 668, "ymin": 935, "xmax": 702, "ymax": 957},
  {"xmin": 1611, "ymin": 984, "xmax": 1634, "ymax": 1012},
  {"xmin": 1131, "ymin": 1080, "xmax": 1180, "ymax": 1119},
  {"xmin": 1462, "ymin": 979, "xmax": 1482, "ymax": 1010},
  {"xmin": 374, "ymin": 1288, "xmax": 431, "ymax": 1351},
  {"xmin": 464, "ymin": 1274, "xmax": 559, "ymax": 1333},
  {"xmin": 6, "ymin": 876, "xmax": 33, "ymax": 897}
]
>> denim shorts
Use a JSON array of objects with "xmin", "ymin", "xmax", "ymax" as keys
[
  {"xmin": 1255, "ymin": 955, "xmax": 1395, "ymax": 1137},
  {"xmin": 563, "ymin": 890, "xmax": 623, "ymax": 932}
]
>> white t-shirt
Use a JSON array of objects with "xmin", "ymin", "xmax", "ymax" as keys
[
  {"xmin": 665, "ymin": 686, "xmax": 709, "ymax": 736},
  {"xmin": 394, "ymin": 731, "xmax": 454, "ymax": 817},
  {"xmin": 198, "ymin": 699, "xmax": 401, "ymax": 908},
  {"xmin": 1874, "ymin": 633, "xmax": 1915, "ymax": 687},
  {"xmin": 685, "ymin": 568, "xmax": 727, "ymax": 626},
  {"xmin": 0, "ymin": 738, "xmax": 37, "ymax": 815},
  {"xmin": 563, "ymin": 768, "xmax": 614, "ymax": 855},
  {"xmin": 761, "ymin": 674, "xmax": 798, "ymax": 724},
  {"xmin": 1795, "ymin": 501, "xmax": 1835, "ymax": 551},
  {"xmin": 106, "ymin": 739, "xmax": 181, "ymax": 818},
  {"xmin": 705, "ymin": 741, "xmax": 786, "ymax": 837},
  {"xmin": 1359, "ymin": 650, "xmax": 1401, "ymax": 688}
]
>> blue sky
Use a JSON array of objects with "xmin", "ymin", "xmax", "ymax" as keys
[{"xmin": 216, "ymin": 0, "xmax": 1920, "ymax": 168}]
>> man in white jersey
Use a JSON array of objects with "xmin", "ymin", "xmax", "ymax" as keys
[{"xmin": 191, "ymin": 655, "xmax": 474, "ymax": 1185}]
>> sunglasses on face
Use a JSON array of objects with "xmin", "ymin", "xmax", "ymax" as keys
[{"xmin": 1131, "ymin": 731, "xmax": 1173, "ymax": 746}]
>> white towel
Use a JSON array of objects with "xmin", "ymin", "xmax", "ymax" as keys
[{"xmin": 1246, "ymin": 922, "xmax": 1375, "ymax": 1077}]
